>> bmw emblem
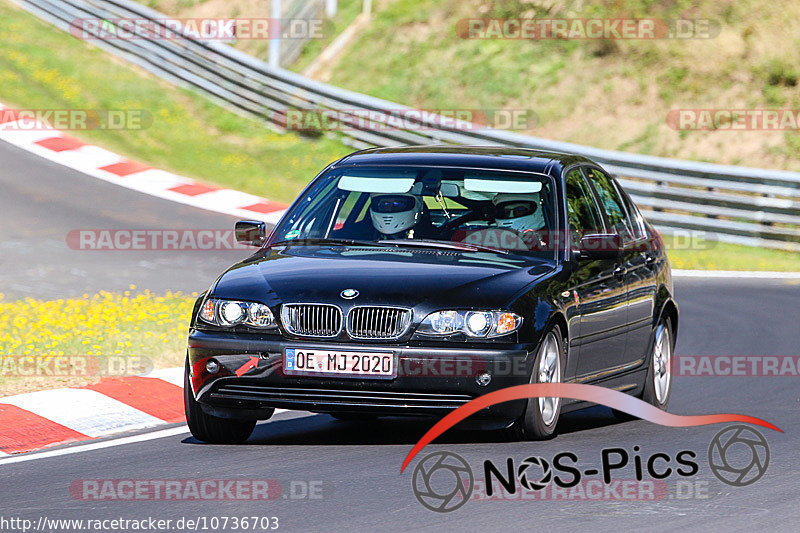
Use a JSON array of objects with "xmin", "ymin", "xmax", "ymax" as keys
[{"xmin": 340, "ymin": 289, "xmax": 359, "ymax": 299}]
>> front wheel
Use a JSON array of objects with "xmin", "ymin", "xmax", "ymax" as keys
[
  {"xmin": 512, "ymin": 325, "xmax": 565, "ymax": 440},
  {"xmin": 184, "ymin": 357, "xmax": 256, "ymax": 444},
  {"xmin": 642, "ymin": 319, "xmax": 673, "ymax": 410}
]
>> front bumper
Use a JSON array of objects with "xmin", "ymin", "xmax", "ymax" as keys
[{"xmin": 188, "ymin": 329, "xmax": 534, "ymax": 422}]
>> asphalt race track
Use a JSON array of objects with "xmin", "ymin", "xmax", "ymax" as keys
[
  {"xmin": 0, "ymin": 141, "xmax": 243, "ymax": 299},
  {"xmin": 2, "ymin": 138, "xmax": 799, "ymax": 531}
]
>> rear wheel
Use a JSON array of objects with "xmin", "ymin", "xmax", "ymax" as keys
[
  {"xmin": 512, "ymin": 325, "xmax": 565, "ymax": 440},
  {"xmin": 184, "ymin": 357, "xmax": 256, "ymax": 444},
  {"xmin": 642, "ymin": 319, "xmax": 673, "ymax": 410}
]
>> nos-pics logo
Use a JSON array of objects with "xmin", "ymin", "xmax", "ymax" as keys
[{"xmin": 411, "ymin": 425, "xmax": 770, "ymax": 513}]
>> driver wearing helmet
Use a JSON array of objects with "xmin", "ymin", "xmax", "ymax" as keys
[
  {"xmin": 492, "ymin": 193, "xmax": 546, "ymax": 248},
  {"xmin": 369, "ymin": 193, "xmax": 425, "ymax": 238}
]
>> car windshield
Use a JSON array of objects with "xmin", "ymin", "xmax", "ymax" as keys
[{"xmin": 271, "ymin": 166, "xmax": 558, "ymax": 258}]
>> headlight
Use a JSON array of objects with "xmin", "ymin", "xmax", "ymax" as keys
[
  {"xmin": 430, "ymin": 310, "xmax": 463, "ymax": 334},
  {"xmin": 219, "ymin": 301, "xmax": 245, "ymax": 325},
  {"xmin": 466, "ymin": 311, "xmax": 492, "ymax": 336},
  {"xmin": 198, "ymin": 298, "xmax": 277, "ymax": 329},
  {"xmin": 247, "ymin": 302, "xmax": 275, "ymax": 327},
  {"xmin": 418, "ymin": 310, "xmax": 522, "ymax": 338}
]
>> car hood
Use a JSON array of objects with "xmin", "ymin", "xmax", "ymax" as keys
[{"xmin": 212, "ymin": 245, "xmax": 556, "ymax": 310}]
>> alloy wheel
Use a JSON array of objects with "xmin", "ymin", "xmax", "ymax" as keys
[
  {"xmin": 653, "ymin": 325, "xmax": 672, "ymax": 404},
  {"xmin": 537, "ymin": 331, "xmax": 562, "ymax": 426}
]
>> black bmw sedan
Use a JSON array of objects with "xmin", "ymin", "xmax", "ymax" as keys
[{"xmin": 184, "ymin": 146, "xmax": 678, "ymax": 443}]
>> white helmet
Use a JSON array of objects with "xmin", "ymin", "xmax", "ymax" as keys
[
  {"xmin": 493, "ymin": 193, "xmax": 544, "ymax": 231},
  {"xmin": 369, "ymin": 194, "xmax": 423, "ymax": 235}
]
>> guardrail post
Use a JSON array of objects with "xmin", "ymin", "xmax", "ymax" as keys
[
  {"xmin": 653, "ymin": 180, "xmax": 665, "ymax": 212},
  {"xmin": 706, "ymin": 185, "xmax": 718, "ymax": 219},
  {"xmin": 326, "ymin": 0, "xmax": 337, "ymax": 17},
  {"xmin": 762, "ymin": 191, "xmax": 774, "ymax": 226},
  {"xmin": 269, "ymin": 0, "xmax": 282, "ymax": 67}
]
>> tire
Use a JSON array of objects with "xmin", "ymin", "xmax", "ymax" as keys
[
  {"xmin": 641, "ymin": 318, "xmax": 673, "ymax": 410},
  {"xmin": 512, "ymin": 325, "xmax": 566, "ymax": 440},
  {"xmin": 184, "ymin": 357, "xmax": 256, "ymax": 444}
]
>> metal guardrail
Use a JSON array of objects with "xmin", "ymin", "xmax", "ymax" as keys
[{"xmin": 12, "ymin": 0, "xmax": 800, "ymax": 251}]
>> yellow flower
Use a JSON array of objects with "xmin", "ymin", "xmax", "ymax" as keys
[{"xmin": 0, "ymin": 291, "xmax": 193, "ymax": 364}]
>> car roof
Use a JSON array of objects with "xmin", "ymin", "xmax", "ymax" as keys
[{"xmin": 330, "ymin": 145, "xmax": 598, "ymax": 176}]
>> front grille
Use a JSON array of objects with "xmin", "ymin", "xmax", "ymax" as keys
[
  {"xmin": 347, "ymin": 306, "xmax": 412, "ymax": 340},
  {"xmin": 281, "ymin": 304, "xmax": 343, "ymax": 337}
]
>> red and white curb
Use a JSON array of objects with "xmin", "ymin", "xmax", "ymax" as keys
[
  {"xmin": 0, "ymin": 368, "xmax": 292, "ymax": 456},
  {"xmin": 0, "ymin": 101, "xmax": 294, "ymax": 457},
  {"xmin": 0, "ymin": 103, "xmax": 288, "ymax": 224},
  {"xmin": 0, "ymin": 368, "xmax": 185, "ymax": 455}
]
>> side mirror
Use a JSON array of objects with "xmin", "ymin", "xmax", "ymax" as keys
[
  {"xmin": 578, "ymin": 234, "xmax": 622, "ymax": 260},
  {"xmin": 235, "ymin": 220, "xmax": 267, "ymax": 246}
]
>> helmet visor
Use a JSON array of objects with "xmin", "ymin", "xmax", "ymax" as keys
[
  {"xmin": 371, "ymin": 195, "xmax": 417, "ymax": 213},
  {"xmin": 497, "ymin": 201, "xmax": 537, "ymax": 219}
]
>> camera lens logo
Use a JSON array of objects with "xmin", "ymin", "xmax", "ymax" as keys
[
  {"xmin": 411, "ymin": 451, "xmax": 473, "ymax": 513},
  {"xmin": 708, "ymin": 425, "xmax": 770, "ymax": 487},
  {"xmin": 517, "ymin": 456, "xmax": 552, "ymax": 491}
]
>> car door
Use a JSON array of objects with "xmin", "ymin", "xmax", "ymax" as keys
[
  {"xmin": 563, "ymin": 167, "xmax": 628, "ymax": 380},
  {"xmin": 582, "ymin": 166, "xmax": 648, "ymax": 371},
  {"xmin": 616, "ymin": 184, "xmax": 659, "ymax": 365}
]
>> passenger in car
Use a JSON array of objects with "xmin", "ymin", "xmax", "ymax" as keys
[{"xmin": 491, "ymin": 193, "xmax": 547, "ymax": 250}]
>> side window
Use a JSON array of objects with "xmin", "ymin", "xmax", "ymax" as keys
[
  {"xmin": 618, "ymin": 186, "xmax": 647, "ymax": 241},
  {"xmin": 564, "ymin": 168, "xmax": 604, "ymax": 245},
  {"xmin": 582, "ymin": 167, "xmax": 634, "ymax": 242}
]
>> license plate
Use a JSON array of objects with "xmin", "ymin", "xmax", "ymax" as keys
[{"xmin": 284, "ymin": 347, "xmax": 395, "ymax": 378}]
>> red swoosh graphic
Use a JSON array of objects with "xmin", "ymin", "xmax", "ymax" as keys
[{"xmin": 400, "ymin": 383, "xmax": 781, "ymax": 472}]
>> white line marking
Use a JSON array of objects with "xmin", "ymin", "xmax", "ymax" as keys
[
  {"xmin": 0, "ymin": 426, "xmax": 190, "ymax": 466},
  {"xmin": 673, "ymin": 269, "xmax": 800, "ymax": 279}
]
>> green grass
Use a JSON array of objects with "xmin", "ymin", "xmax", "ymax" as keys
[
  {"xmin": 289, "ymin": 0, "xmax": 364, "ymax": 73},
  {"xmin": 0, "ymin": 0, "xmax": 351, "ymax": 203},
  {"xmin": 326, "ymin": 0, "xmax": 800, "ymax": 168},
  {"xmin": 664, "ymin": 235, "xmax": 800, "ymax": 271}
]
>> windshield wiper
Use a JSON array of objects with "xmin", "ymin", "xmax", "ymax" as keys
[
  {"xmin": 271, "ymin": 238, "xmax": 386, "ymax": 247},
  {"xmin": 272, "ymin": 237, "xmax": 509, "ymax": 255},
  {"xmin": 377, "ymin": 239, "xmax": 509, "ymax": 255}
]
